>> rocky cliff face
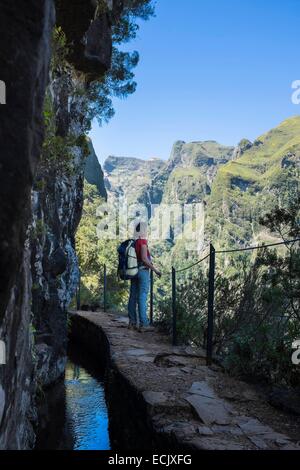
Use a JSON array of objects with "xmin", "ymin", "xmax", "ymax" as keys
[
  {"xmin": 84, "ymin": 139, "xmax": 107, "ymax": 199},
  {"xmin": 159, "ymin": 140, "xmax": 235, "ymax": 204},
  {"xmin": 0, "ymin": 0, "xmax": 55, "ymax": 450},
  {"xmin": 0, "ymin": 0, "xmax": 119, "ymax": 449},
  {"xmin": 104, "ymin": 140, "xmax": 235, "ymax": 209},
  {"xmin": 30, "ymin": 68, "xmax": 89, "ymax": 388},
  {"xmin": 104, "ymin": 155, "xmax": 165, "ymax": 209},
  {"xmin": 55, "ymin": 0, "xmax": 119, "ymax": 81},
  {"xmin": 31, "ymin": 162, "xmax": 84, "ymax": 388},
  {"xmin": 30, "ymin": 0, "xmax": 120, "ymax": 389}
]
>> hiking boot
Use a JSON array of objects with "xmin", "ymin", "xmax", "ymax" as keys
[
  {"xmin": 128, "ymin": 323, "xmax": 137, "ymax": 330},
  {"xmin": 138, "ymin": 325, "xmax": 155, "ymax": 333}
]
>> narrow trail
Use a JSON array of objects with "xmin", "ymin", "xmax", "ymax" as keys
[{"xmin": 71, "ymin": 310, "xmax": 300, "ymax": 450}]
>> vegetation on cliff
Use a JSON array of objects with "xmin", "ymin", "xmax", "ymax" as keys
[
  {"xmin": 30, "ymin": 0, "xmax": 156, "ymax": 390},
  {"xmin": 206, "ymin": 116, "xmax": 300, "ymax": 250}
]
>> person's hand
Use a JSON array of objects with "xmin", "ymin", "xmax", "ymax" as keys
[{"xmin": 154, "ymin": 269, "xmax": 162, "ymax": 278}]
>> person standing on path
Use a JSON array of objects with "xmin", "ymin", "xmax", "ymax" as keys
[{"xmin": 128, "ymin": 221, "xmax": 161, "ymax": 332}]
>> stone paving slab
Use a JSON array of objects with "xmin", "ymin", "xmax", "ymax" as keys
[
  {"xmin": 73, "ymin": 310, "xmax": 300, "ymax": 450},
  {"xmin": 188, "ymin": 381, "xmax": 217, "ymax": 399},
  {"xmin": 185, "ymin": 394, "xmax": 233, "ymax": 425}
]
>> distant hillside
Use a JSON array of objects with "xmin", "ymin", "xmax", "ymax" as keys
[
  {"xmin": 103, "ymin": 155, "xmax": 165, "ymax": 208},
  {"xmin": 104, "ymin": 140, "xmax": 236, "ymax": 208},
  {"xmin": 154, "ymin": 140, "xmax": 236, "ymax": 204},
  {"xmin": 206, "ymin": 116, "xmax": 300, "ymax": 249},
  {"xmin": 100, "ymin": 116, "xmax": 300, "ymax": 261}
]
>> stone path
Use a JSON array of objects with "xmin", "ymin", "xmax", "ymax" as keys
[{"xmin": 73, "ymin": 310, "xmax": 300, "ymax": 450}]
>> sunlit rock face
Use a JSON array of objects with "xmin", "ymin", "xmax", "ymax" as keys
[
  {"xmin": 205, "ymin": 116, "xmax": 300, "ymax": 249},
  {"xmin": 104, "ymin": 155, "xmax": 165, "ymax": 211},
  {"xmin": 30, "ymin": 70, "xmax": 91, "ymax": 387},
  {"xmin": 30, "ymin": 160, "xmax": 84, "ymax": 387},
  {"xmin": 103, "ymin": 141, "xmax": 235, "ymax": 210},
  {"xmin": 153, "ymin": 140, "xmax": 236, "ymax": 205},
  {"xmin": 0, "ymin": 0, "xmax": 55, "ymax": 450}
]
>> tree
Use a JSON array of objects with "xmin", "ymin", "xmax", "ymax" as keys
[
  {"xmin": 85, "ymin": 0, "xmax": 155, "ymax": 126},
  {"xmin": 76, "ymin": 182, "xmax": 128, "ymax": 309}
]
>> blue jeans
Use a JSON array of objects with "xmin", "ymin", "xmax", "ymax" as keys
[{"xmin": 128, "ymin": 269, "xmax": 150, "ymax": 327}]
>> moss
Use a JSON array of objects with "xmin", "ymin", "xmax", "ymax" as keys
[
  {"xmin": 51, "ymin": 26, "xmax": 69, "ymax": 71},
  {"xmin": 94, "ymin": 0, "xmax": 109, "ymax": 17},
  {"xmin": 34, "ymin": 178, "xmax": 46, "ymax": 192},
  {"xmin": 42, "ymin": 92, "xmax": 85, "ymax": 174},
  {"xmin": 76, "ymin": 134, "xmax": 90, "ymax": 158},
  {"xmin": 30, "ymin": 219, "xmax": 46, "ymax": 240}
]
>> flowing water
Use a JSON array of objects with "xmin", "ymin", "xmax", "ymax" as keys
[{"xmin": 35, "ymin": 347, "xmax": 111, "ymax": 450}]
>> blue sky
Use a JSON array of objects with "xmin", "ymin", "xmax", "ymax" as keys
[{"xmin": 90, "ymin": 0, "xmax": 300, "ymax": 164}]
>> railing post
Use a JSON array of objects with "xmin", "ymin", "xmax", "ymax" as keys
[
  {"xmin": 150, "ymin": 270, "xmax": 154, "ymax": 325},
  {"xmin": 172, "ymin": 267, "xmax": 177, "ymax": 346},
  {"xmin": 103, "ymin": 264, "xmax": 107, "ymax": 312},
  {"xmin": 207, "ymin": 243, "xmax": 216, "ymax": 365},
  {"xmin": 76, "ymin": 270, "xmax": 81, "ymax": 311}
]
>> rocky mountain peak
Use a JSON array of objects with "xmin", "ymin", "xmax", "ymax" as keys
[
  {"xmin": 103, "ymin": 155, "xmax": 165, "ymax": 206},
  {"xmin": 103, "ymin": 139, "xmax": 237, "ymax": 208},
  {"xmin": 232, "ymin": 138, "xmax": 253, "ymax": 159},
  {"xmin": 167, "ymin": 140, "xmax": 235, "ymax": 169}
]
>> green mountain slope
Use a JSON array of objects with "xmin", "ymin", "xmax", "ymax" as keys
[
  {"xmin": 206, "ymin": 116, "xmax": 300, "ymax": 249},
  {"xmin": 153, "ymin": 140, "xmax": 235, "ymax": 204}
]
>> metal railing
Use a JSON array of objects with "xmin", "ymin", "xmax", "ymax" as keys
[{"xmin": 76, "ymin": 237, "xmax": 300, "ymax": 365}]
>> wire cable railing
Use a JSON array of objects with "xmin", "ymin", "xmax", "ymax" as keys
[
  {"xmin": 76, "ymin": 236, "xmax": 300, "ymax": 366},
  {"xmin": 216, "ymin": 237, "xmax": 300, "ymax": 254},
  {"xmin": 175, "ymin": 252, "xmax": 210, "ymax": 273},
  {"xmin": 155, "ymin": 237, "xmax": 300, "ymax": 277}
]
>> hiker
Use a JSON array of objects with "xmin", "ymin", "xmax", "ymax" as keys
[{"xmin": 128, "ymin": 221, "xmax": 161, "ymax": 331}]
